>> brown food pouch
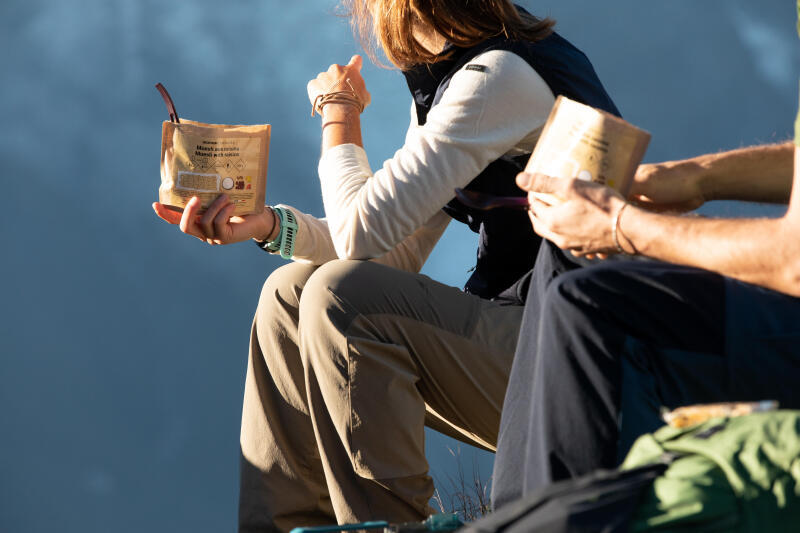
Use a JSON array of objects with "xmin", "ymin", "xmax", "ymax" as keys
[
  {"xmin": 156, "ymin": 83, "xmax": 270, "ymax": 216},
  {"xmin": 525, "ymin": 95, "xmax": 650, "ymax": 196}
]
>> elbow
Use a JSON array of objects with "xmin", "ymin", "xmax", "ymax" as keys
[
  {"xmin": 334, "ymin": 246, "xmax": 368, "ymax": 261},
  {"xmin": 329, "ymin": 213, "xmax": 395, "ymax": 260},
  {"xmin": 332, "ymin": 233, "xmax": 381, "ymax": 261}
]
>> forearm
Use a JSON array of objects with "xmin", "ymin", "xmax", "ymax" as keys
[
  {"xmin": 321, "ymin": 104, "xmax": 363, "ymax": 152},
  {"xmin": 689, "ymin": 142, "xmax": 793, "ymax": 203},
  {"xmin": 289, "ymin": 207, "xmax": 448, "ymax": 272},
  {"xmin": 621, "ymin": 207, "xmax": 800, "ymax": 296}
]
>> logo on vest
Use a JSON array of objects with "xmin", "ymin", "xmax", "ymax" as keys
[{"xmin": 465, "ymin": 64, "xmax": 488, "ymax": 73}]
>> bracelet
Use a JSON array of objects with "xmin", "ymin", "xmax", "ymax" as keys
[
  {"xmin": 255, "ymin": 207, "xmax": 297, "ymax": 260},
  {"xmin": 611, "ymin": 201, "xmax": 631, "ymax": 254},
  {"xmin": 311, "ymin": 78, "xmax": 365, "ymax": 117}
]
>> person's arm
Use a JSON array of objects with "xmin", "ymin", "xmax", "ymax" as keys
[
  {"xmin": 152, "ymin": 195, "xmax": 279, "ymax": 245},
  {"xmin": 519, "ymin": 146, "xmax": 800, "ymax": 297},
  {"xmin": 308, "ymin": 51, "xmax": 556, "ymax": 260},
  {"xmin": 290, "ymin": 208, "xmax": 450, "ymax": 272},
  {"xmin": 629, "ymin": 142, "xmax": 794, "ymax": 211},
  {"xmin": 308, "ymin": 55, "xmax": 369, "ymax": 152},
  {"xmin": 152, "ymin": 193, "xmax": 449, "ymax": 273}
]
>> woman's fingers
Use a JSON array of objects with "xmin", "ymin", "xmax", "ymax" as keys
[
  {"xmin": 154, "ymin": 199, "xmax": 205, "ymax": 241},
  {"xmin": 155, "ymin": 196, "xmax": 243, "ymax": 245},
  {"xmin": 152, "ymin": 202, "xmax": 182, "ymax": 225},
  {"xmin": 199, "ymin": 195, "xmax": 231, "ymax": 238},
  {"xmin": 213, "ymin": 202, "xmax": 238, "ymax": 243},
  {"xmin": 179, "ymin": 197, "xmax": 207, "ymax": 240}
]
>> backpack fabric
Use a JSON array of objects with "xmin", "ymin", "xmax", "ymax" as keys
[
  {"xmin": 623, "ymin": 411, "xmax": 800, "ymax": 532},
  {"xmin": 460, "ymin": 411, "xmax": 800, "ymax": 532},
  {"xmin": 459, "ymin": 463, "xmax": 665, "ymax": 533}
]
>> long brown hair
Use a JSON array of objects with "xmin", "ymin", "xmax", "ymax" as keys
[{"xmin": 341, "ymin": 0, "xmax": 555, "ymax": 69}]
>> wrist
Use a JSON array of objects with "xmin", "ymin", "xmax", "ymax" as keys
[
  {"xmin": 689, "ymin": 156, "xmax": 717, "ymax": 202},
  {"xmin": 254, "ymin": 207, "xmax": 280, "ymax": 242},
  {"xmin": 614, "ymin": 201, "xmax": 639, "ymax": 255},
  {"xmin": 321, "ymin": 104, "xmax": 363, "ymax": 149},
  {"xmin": 261, "ymin": 207, "xmax": 297, "ymax": 259},
  {"xmin": 321, "ymin": 103, "xmax": 360, "ymax": 124}
]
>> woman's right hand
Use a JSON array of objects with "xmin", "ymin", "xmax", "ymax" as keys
[
  {"xmin": 153, "ymin": 195, "xmax": 278, "ymax": 245},
  {"xmin": 307, "ymin": 55, "xmax": 371, "ymax": 115}
]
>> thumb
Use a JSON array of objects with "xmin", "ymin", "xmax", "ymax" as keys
[
  {"xmin": 516, "ymin": 172, "xmax": 534, "ymax": 190},
  {"xmin": 348, "ymin": 54, "xmax": 363, "ymax": 71}
]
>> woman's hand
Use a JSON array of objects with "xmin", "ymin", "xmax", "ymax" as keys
[
  {"xmin": 307, "ymin": 55, "xmax": 371, "ymax": 116},
  {"xmin": 628, "ymin": 161, "xmax": 706, "ymax": 212},
  {"xmin": 152, "ymin": 195, "xmax": 277, "ymax": 245},
  {"xmin": 517, "ymin": 172, "xmax": 630, "ymax": 258}
]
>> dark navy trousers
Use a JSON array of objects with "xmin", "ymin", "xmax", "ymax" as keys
[{"xmin": 491, "ymin": 241, "xmax": 800, "ymax": 510}]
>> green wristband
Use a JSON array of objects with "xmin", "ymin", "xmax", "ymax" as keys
[
  {"xmin": 256, "ymin": 207, "xmax": 297, "ymax": 260},
  {"xmin": 275, "ymin": 207, "xmax": 297, "ymax": 260}
]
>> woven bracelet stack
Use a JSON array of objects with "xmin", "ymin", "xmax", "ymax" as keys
[{"xmin": 311, "ymin": 78, "xmax": 365, "ymax": 117}]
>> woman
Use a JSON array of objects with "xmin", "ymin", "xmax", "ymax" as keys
[{"xmin": 154, "ymin": 1, "xmax": 617, "ymax": 530}]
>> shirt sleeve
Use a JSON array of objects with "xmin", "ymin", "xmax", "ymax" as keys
[
  {"xmin": 318, "ymin": 49, "xmax": 556, "ymax": 260},
  {"xmin": 283, "ymin": 205, "xmax": 450, "ymax": 273}
]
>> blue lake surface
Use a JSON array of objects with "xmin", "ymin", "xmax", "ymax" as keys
[{"xmin": 1, "ymin": 1, "xmax": 797, "ymax": 531}]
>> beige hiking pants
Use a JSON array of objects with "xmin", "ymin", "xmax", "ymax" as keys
[{"xmin": 239, "ymin": 260, "xmax": 523, "ymax": 532}]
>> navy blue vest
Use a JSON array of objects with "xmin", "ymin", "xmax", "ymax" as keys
[{"xmin": 403, "ymin": 30, "xmax": 619, "ymax": 301}]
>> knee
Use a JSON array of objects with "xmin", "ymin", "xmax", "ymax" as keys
[
  {"xmin": 297, "ymin": 260, "xmax": 366, "ymax": 328},
  {"xmin": 542, "ymin": 266, "xmax": 628, "ymax": 319},
  {"xmin": 297, "ymin": 260, "xmax": 377, "ymax": 364},
  {"xmin": 537, "ymin": 267, "xmax": 635, "ymax": 368},
  {"xmin": 255, "ymin": 262, "xmax": 316, "ymax": 330},
  {"xmin": 536, "ymin": 268, "xmax": 627, "ymax": 362}
]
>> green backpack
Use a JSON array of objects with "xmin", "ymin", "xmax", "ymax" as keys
[{"xmin": 622, "ymin": 411, "xmax": 800, "ymax": 532}]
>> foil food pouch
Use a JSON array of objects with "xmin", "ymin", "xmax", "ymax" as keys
[
  {"xmin": 156, "ymin": 83, "xmax": 270, "ymax": 216},
  {"xmin": 525, "ymin": 96, "xmax": 650, "ymax": 196}
]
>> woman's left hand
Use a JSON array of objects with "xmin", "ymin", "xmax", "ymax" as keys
[
  {"xmin": 516, "ymin": 172, "xmax": 627, "ymax": 258},
  {"xmin": 307, "ymin": 55, "xmax": 371, "ymax": 115},
  {"xmin": 153, "ymin": 194, "xmax": 276, "ymax": 245}
]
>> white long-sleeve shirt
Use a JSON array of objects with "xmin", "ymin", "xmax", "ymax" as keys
[{"xmin": 282, "ymin": 49, "xmax": 556, "ymax": 274}]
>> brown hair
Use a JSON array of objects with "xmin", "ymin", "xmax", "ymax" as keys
[{"xmin": 341, "ymin": 0, "xmax": 555, "ymax": 69}]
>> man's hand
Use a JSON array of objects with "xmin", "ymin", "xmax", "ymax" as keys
[
  {"xmin": 628, "ymin": 161, "xmax": 707, "ymax": 212},
  {"xmin": 153, "ymin": 195, "xmax": 277, "ymax": 245},
  {"xmin": 517, "ymin": 172, "xmax": 628, "ymax": 257}
]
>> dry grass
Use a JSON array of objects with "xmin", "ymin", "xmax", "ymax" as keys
[{"xmin": 431, "ymin": 446, "xmax": 491, "ymax": 522}]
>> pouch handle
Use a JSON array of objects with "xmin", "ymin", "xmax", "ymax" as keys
[{"xmin": 155, "ymin": 83, "xmax": 180, "ymax": 123}]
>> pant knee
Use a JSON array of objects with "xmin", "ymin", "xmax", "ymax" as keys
[
  {"xmin": 297, "ymin": 260, "xmax": 368, "ymax": 363},
  {"xmin": 255, "ymin": 262, "xmax": 317, "ymax": 333},
  {"xmin": 298, "ymin": 259, "xmax": 377, "ymax": 325},
  {"xmin": 542, "ymin": 266, "xmax": 633, "ymax": 321},
  {"xmin": 537, "ymin": 268, "xmax": 629, "ymax": 369}
]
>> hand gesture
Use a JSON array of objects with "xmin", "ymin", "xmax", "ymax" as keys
[
  {"xmin": 153, "ymin": 195, "xmax": 276, "ymax": 245},
  {"xmin": 307, "ymin": 55, "xmax": 371, "ymax": 116}
]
